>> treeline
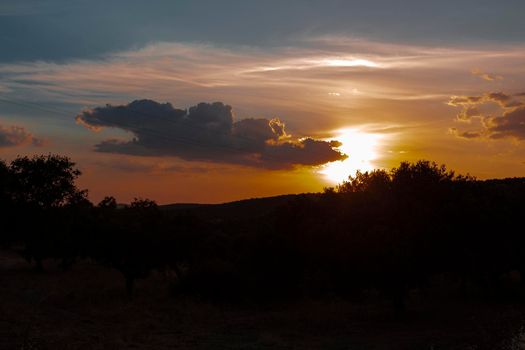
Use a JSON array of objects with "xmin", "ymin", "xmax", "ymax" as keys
[{"xmin": 2, "ymin": 155, "xmax": 525, "ymax": 311}]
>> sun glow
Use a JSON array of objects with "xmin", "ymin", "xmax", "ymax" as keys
[
  {"xmin": 320, "ymin": 58, "xmax": 380, "ymax": 68},
  {"xmin": 320, "ymin": 128, "xmax": 383, "ymax": 184}
]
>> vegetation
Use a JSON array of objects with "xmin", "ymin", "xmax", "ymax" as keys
[{"xmin": 2, "ymin": 155, "xmax": 525, "ymax": 314}]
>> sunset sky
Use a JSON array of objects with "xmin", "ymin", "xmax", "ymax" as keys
[{"xmin": 1, "ymin": 0, "xmax": 524, "ymax": 203}]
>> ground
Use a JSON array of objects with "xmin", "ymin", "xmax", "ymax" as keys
[{"xmin": 1, "ymin": 249, "xmax": 525, "ymax": 350}]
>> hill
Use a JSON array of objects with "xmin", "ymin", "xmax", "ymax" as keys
[{"xmin": 160, "ymin": 194, "xmax": 311, "ymax": 221}]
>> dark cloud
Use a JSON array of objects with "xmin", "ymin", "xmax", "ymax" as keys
[
  {"xmin": 0, "ymin": 124, "xmax": 44, "ymax": 148},
  {"xmin": 450, "ymin": 128, "xmax": 482, "ymax": 139},
  {"xmin": 448, "ymin": 91, "xmax": 525, "ymax": 141},
  {"xmin": 76, "ymin": 100, "xmax": 346, "ymax": 169},
  {"xmin": 486, "ymin": 92, "xmax": 512, "ymax": 105},
  {"xmin": 448, "ymin": 91, "xmax": 525, "ymax": 122},
  {"xmin": 461, "ymin": 131, "xmax": 482, "ymax": 139},
  {"xmin": 505, "ymin": 100, "xmax": 524, "ymax": 108},
  {"xmin": 451, "ymin": 106, "xmax": 525, "ymax": 141},
  {"xmin": 2, "ymin": 0, "xmax": 525, "ymax": 62},
  {"xmin": 484, "ymin": 107, "xmax": 525, "ymax": 140}
]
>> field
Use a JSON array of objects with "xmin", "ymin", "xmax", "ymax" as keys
[{"xmin": 2, "ymin": 249, "xmax": 525, "ymax": 350}]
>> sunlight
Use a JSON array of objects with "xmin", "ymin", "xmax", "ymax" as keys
[
  {"xmin": 320, "ymin": 128, "xmax": 383, "ymax": 183},
  {"xmin": 320, "ymin": 58, "xmax": 380, "ymax": 68}
]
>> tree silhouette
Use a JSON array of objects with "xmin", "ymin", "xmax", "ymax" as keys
[
  {"xmin": 2, "ymin": 153, "xmax": 525, "ymax": 311},
  {"xmin": 96, "ymin": 198, "xmax": 163, "ymax": 296},
  {"xmin": 8, "ymin": 154, "xmax": 88, "ymax": 271},
  {"xmin": 335, "ymin": 169, "xmax": 391, "ymax": 194},
  {"xmin": 97, "ymin": 196, "xmax": 117, "ymax": 209},
  {"xmin": 9, "ymin": 154, "xmax": 85, "ymax": 209},
  {"xmin": 0, "ymin": 160, "xmax": 14, "ymax": 246}
]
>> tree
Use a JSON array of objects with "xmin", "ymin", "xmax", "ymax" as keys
[
  {"xmin": 0, "ymin": 160, "xmax": 15, "ymax": 246},
  {"xmin": 97, "ymin": 196, "xmax": 117, "ymax": 209},
  {"xmin": 8, "ymin": 154, "xmax": 88, "ymax": 271},
  {"xmin": 336, "ymin": 169, "xmax": 391, "ymax": 194},
  {"xmin": 96, "ymin": 198, "xmax": 163, "ymax": 296},
  {"xmin": 9, "ymin": 154, "xmax": 86, "ymax": 208},
  {"xmin": 0, "ymin": 159, "xmax": 10, "ymax": 201}
]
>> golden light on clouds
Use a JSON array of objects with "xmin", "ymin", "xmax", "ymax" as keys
[
  {"xmin": 320, "ymin": 128, "xmax": 384, "ymax": 183},
  {"xmin": 2, "ymin": 37, "xmax": 525, "ymax": 203},
  {"xmin": 318, "ymin": 58, "xmax": 380, "ymax": 68}
]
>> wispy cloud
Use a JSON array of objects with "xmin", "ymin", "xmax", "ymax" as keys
[
  {"xmin": 2, "ymin": 39, "xmax": 525, "ymax": 111},
  {"xmin": 471, "ymin": 68, "xmax": 503, "ymax": 81},
  {"xmin": 2, "ymin": 38, "xmax": 525, "ymax": 179}
]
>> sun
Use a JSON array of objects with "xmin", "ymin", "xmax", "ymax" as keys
[{"xmin": 320, "ymin": 128, "xmax": 382, "ymax": 184}]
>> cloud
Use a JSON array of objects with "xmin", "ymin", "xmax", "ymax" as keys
[
  {"xmin": 448, "ymin": 91, "xmax": 525, "ymax": 141},
  {"xmin": 450, "ymin": 106, "xmax": 525, "ymax": 141},
  {"xmin": 482, "ymin": 107, "xmax": 525, "ymax": 140},
  {"xmin": 4, "ymin": 40, "xmax": 525, "ymax": 112},
  {"xmin": 3, "ymin": 1, "xmax": 525, "ymax": 63},
  {"xmin": 471, "ymin": 68, "xmax": 503, "ymax": 82},
  {"xmin": 0, "ymin": 123, "xmax": 44, "ymax": 148},
  {"xmin": 448, "ymin": 91, "xmax": 524, "ymax": 122},
  {"xmin": 456, "ymin": 106, "xmax": 481, "ymax": 122},
  {"xmin": 76, "ymin": 100, "xmax": 346, "ymax": 169},
  {"xmin": 448, "ymin": 92, "xmax": 516, "ymax": 108},
  {"xmin": 486, "ymin": 92, "xmax": 513, "ymax": 105},
  {"xmin": 449, "ymin": 128, "xmax": 482, "ymax": 139}
]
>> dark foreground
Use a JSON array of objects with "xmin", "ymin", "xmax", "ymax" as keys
[{"xmin": 2, "ymin": 250, "xmax": 525, "ymax": 350}]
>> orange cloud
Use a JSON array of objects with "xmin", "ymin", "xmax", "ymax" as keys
[
  {"xmin": 471, "ymin": 68, "xmax": 503, "ymax": 81},
  {"xmin": 0, "ymin": 123, "xmax": 44, "ymax": 148}
]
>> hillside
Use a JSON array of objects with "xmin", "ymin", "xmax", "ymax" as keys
[{"xmin": 160, "ymin": 194, "xmax": 312, "ymax": 221}]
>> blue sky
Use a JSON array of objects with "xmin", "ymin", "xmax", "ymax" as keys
[{"xmin": 1, "ymin": 0, "xmax": 524, "ymax": 62}]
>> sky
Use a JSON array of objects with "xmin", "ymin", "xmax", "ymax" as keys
[{"xmin": 1, "ymin": 0, "xmax": 524, "ymax": 204}]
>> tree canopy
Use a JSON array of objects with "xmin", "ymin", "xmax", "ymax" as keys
[{"xmin": 8, "ymin": 154, "xmax": 86, "ymax": 209}]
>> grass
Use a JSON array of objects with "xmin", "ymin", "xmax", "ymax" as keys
[{"xmin": 1, "ymin": 249, "xmax": 525, "ymax": 350}]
